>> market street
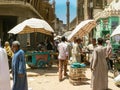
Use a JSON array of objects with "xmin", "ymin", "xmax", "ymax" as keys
[{"xmin": 10, "ymin": 65, "xmax": 120, "ymax": 90}]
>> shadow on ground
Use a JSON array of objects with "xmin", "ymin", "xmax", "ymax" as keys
[{"xmin": 27, "ymin": 65, "xmax": 58, "ymax": 77}]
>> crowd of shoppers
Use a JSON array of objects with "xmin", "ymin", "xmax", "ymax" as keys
[{"xmin": 0, "ymin": 35, "xmax": 116, "ymax": 90}]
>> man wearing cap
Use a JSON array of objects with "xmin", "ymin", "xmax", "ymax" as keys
[{"xmin": 12, "ymin": 41, "xmax": 28, "ymax": 90}]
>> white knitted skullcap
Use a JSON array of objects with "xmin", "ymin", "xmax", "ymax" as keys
[{"xmin": 12, "ymin": 41, "xmax": 20, "ymax": 46}]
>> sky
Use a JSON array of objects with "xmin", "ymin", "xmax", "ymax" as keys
[{"xmin": 49, "ymin": 0, "xmax": 77, "ymax": 24}]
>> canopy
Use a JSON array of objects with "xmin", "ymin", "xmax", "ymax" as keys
[
  {"xmin": 62, "ymin": 31, "xmax": 72, "ymax": 39},
  {"xmin": 8, "ymin": 18, "xmax": 54, "ymax": 35},
  {"xmin": 67, "ymin": 20, "xmax": 96, "ymax": 41},
  {"xmin": 94, "ymin": 0, "xmax": 120, "ymax": 20},
  {"xmin": 54, "ymin": 35, "xmax": 62, "ymax": 40},
  {"xmin": 111, "ymin": 25, "xmax": 120, "ymax": 37}
]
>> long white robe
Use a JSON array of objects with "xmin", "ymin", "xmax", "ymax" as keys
[
  {"xmin": 72, "ymin": 43, "xmax": 81, "ymax": 63},
  {"xmin": 90, "ymin": 45, "xmax": 108, "ymax": 90},
  {"xmin": 0, "ymin": 48, "xmax": 11, "ymax": 90}
]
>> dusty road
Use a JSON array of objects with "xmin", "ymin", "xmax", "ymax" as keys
[{"xmin": 10, "ymin": 65, "xmax": 120, "ymax": 90}]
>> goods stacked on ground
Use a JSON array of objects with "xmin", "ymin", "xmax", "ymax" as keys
[{"xmin": 69, "ymin": 63, "xmax": 86, "ymax": 85}]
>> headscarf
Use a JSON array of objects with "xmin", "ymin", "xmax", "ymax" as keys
[{"xmin": 4, "ymin": 41, "xmax": 14, "ymax": 58}]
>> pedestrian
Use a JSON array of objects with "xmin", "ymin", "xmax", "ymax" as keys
[
  {"xmin": 87, "ymin": 38, "xmax": 97, "ymax": 62},
  {"xmin": 77, "ymin": 38, "xmax": 84, "ymax": 62},
  {"xmin": 65, "ymin": 39, "xmax": 72, "ymax": 60},
  {"xmin": 58, "ymin": 36, "xmax": 68, "ymax": 81},
  {"xmin": 71, "ymin": 38, "xmax": 81, "ymax": 63},
  {"xmin": 4, "ymin": 41, "xmax": 14, "ymax": 69},
  {"xmin": 106, "ymin": 40, "xmax": 113, "ymax": 70},
  {"xmin": 12, "ymin": 41, "xmax": 28, "ymax": 90},
  {"xmin": 46, "ymin": 38, "xmax": 53, "ymax": 51},
  {"xmin": 90, "ymin": 38, "xmax": 108, "ymax": 90},
  {"xmin": 87, "ymin": 38, "xmax": 97, "ymax": 52},
  {"xmin": 0, "ymin": 39, "xmax": 11, "ymax": 90}
]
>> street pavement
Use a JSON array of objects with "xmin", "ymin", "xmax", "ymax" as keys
[{"xmin": 10, "ymin": 65, "xmax": 120, "ymax": 90}]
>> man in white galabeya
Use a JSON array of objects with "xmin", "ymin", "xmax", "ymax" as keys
[{"xmin": 0, "ymin": 38, "xmax": 11, "ymax": 90}]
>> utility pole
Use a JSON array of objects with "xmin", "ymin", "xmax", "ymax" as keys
[{"xmin": 66, "ymin": 0, "xmax": 70, "ymax": 31}]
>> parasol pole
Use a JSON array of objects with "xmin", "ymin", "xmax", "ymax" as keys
[{"xmin": 34, "ymin": 28, "xmax": 37, "ymax": 50}]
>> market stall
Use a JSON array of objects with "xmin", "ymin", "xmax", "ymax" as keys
[
  {"xmin": 111, "ymin": 25, "xmax": 120, "ymax": 77},
  {"xmin": 8, "ymin": 18, "xmax": 56, "ymax": 68}
]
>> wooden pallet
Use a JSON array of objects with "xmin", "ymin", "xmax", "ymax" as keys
[{"xmin": 69, "ymin": 78, "xmax": 86, "ymax": 86}]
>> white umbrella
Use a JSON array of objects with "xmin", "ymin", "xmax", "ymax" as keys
[
  {"xmin": 68, "ymin": 20, "xmax": 96, "ymax": 41},
  {"xmin": 111, "ymin": 25, "xmax": 120, "ymax": 37},
  {"xmin": 62, "ymin": 31, "xmax": 72, "ymax": 38},
  {"xmin": 54, "ymin": 35, "xmax": 62, "ymax": 40},
  {"xmin": 8, "ymin": 18, "xmax": 54, "ymax": 35}
]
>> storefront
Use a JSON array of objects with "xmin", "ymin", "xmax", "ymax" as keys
[{"xmin": 94, "ymin": 0, "xmax": 120, "ymax": 50}]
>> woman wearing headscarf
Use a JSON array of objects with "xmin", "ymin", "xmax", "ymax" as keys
[{"xmin": 4, "ymin": 41, "xmax": 14, "ymax": 69}]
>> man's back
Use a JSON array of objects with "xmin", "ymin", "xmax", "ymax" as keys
[
  {"xmin": 94, "ymin": 46, "xmax": 107, "ymax": 69},
  {"xmin": 58, "ymin": 42, "xmax": 68, "ymax": 60}
]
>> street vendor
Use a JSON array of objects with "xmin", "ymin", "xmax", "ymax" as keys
[
  {"xmin": 86, "ymin": 38, "xmax": 97, "ymax": 62},
  {"xmin": 71, "ymin": 38, "xmax": 81, "ymax": 63}
]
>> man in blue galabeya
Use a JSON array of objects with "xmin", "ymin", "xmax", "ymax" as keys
[{"xmin": 12, "ymin": 41, "xmax": 28, "ymax": 90}]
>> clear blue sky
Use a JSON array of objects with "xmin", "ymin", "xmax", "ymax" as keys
[{"xmin": 49, "ymin": 0, "xmax": 77, "ymax": 24}]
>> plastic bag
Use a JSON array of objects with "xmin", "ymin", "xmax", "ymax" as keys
[{"xmin": 114, "ymin": 74, "xmax": 120, "ymax": 85}]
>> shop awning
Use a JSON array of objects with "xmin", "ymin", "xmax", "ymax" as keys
[
  {"xmin": 67, "ymin": 20, "xmax": 96, "ymax": 41},
  {"xmin": 111, "ymin": 25, "xmax": 120, "ymax": 37},
  {"xmin": 8, "ymin": 18, "xmax": 54, "ymax": 35}
]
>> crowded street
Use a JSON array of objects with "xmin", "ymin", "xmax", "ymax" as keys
[
  {"xmin": 10, "ymin": 65, "xmax": 120, "ymax": 90},
  {"xmin": 0, "ymin": 0, "xmax": 120, "ymax": 90}
]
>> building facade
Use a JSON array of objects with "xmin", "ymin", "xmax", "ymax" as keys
[
  {"xmin": 70, "ymin": 0, "xmax": 113, "ymax": 44},
  {"xmin": 94, "ymin": 0, "xmax": 120, "ymax": 51},
  {"xmin": 0, "ymin": 0, "xmax": 56, "ymax": 50}
]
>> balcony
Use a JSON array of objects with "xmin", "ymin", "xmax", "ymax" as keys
[
  {"xmin": 0, "ymin": 0, "xmax": 42, "ymax": 19},
  {"xmin": 0, "ymin": 0, "xmax": 26, "ymax": 4}
]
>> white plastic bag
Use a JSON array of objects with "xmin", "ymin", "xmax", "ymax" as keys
[{"xmin": 114, "ymin": 74, "xmax": 120, "ymax": 85}]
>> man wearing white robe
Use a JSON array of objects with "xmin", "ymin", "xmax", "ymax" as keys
[
  {"xmin": 91, "ymin": 38, "xmax": 108, "ymax": 90},
  {"xmin": 0, "ymin": 43, "xmax": 11, "ymax": 90}
]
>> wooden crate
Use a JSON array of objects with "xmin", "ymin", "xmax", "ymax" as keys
[
  {"xmin": 69, "ymin": 67, "xmax": 86, "ymax": 79},
  {"xmin": 69, "ymin": 78, "xmax": 86, "ymax": 85}
]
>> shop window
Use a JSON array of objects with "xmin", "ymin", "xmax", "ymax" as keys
[
  {"xmin": 93, "ymin": 0, "xmax": 103, "ymax": 9},
  {"xmin": 111, "ymin": 21, "xmax": 118, "ymax": 30}
]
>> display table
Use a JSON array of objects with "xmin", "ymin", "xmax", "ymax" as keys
[{"xmin": 25, "ymin": 51, "xmax": 51, "ymax": 68}]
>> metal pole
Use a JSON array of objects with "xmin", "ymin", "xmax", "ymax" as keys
[{"xmin": 66, "ymin": 0, "xmax": 70, "ymax": 31}]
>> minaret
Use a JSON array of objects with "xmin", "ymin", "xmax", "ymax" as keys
[
  {"xmin": 52, "ymin": 0, "xmax": 55, "ymax": 11},
  {"xmin": 52, "ymin": 0, "xmax": 57, "ymax": 32},
  {"xmin": 66, "ymin": 0, "xmax": 70, "ymax": 31}
]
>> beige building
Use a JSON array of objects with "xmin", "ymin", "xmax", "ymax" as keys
[
  {"xmin": 70, "ymin": 0, "xmax": 113, "ymax": 43},
  {"xmin": 0, "ymin": 0, "xmax": 56, "ymax": 49}
]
